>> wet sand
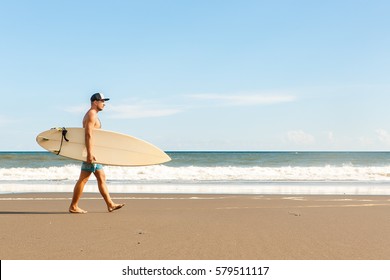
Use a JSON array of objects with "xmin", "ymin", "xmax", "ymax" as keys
[{"xmin": 1, "ymin": 193, "xmax": 390, "ymax": 260}]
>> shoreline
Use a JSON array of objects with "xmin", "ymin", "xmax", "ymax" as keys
[
  {"xmin": 3, "ymin": 181, "xmax": 390, "ymax": 195},
  {"xmin": 1, "ymin": 192, "xmax": 390, "ymax": 260}
]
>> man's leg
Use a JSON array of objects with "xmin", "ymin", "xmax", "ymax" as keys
[
  {"xmin": 69, "ymin": 170, "xmax": 91, "ymax": 213},
  {"xmin": 94, "ymin": 169, "xmax": 125, "ymax": 212}
]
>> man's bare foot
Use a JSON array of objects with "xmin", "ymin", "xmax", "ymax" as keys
[
  {"xmin": 69, "ymin": 207, "xmax": 88, "ymax": 214},
  {"xmin": 108, "ymin": 203, "xmax": 125, "ymax": 212}
]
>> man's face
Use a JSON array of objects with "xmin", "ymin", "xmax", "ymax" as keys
[{"xmin": 95, "ymin": 100, "xmax": 106, "ymax": 111}]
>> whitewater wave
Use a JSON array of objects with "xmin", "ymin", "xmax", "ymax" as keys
[{"xmin": 1, "ymin": 164, "xmax": 390, "ymax": 182}]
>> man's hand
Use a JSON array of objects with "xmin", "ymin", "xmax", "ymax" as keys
[{"xmin": 86, "ymin": 154, "xmax": 96, "ymax": 163}]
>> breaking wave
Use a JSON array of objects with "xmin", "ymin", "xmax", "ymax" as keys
[{"xmin": 1, "ymin": 164, "xmax": 390, "ymax": 182}]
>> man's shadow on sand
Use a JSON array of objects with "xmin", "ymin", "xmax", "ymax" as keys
[{"xmin": 0, "ymin": 211, "xmax": 68, "ymax": 215}]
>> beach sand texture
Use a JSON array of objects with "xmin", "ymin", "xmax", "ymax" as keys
[{"xmin": 1, "ymin": 193, "xmax": 390, "ymax": 260}]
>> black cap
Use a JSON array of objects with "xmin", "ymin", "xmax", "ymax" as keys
[{"xmin": 90, "ymin": 93, "xmax": 110, "ymax": 102}]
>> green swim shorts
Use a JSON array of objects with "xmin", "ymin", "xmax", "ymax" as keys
[{"xmin": 81, "ymin": 162, "xmax": 104, "ymax": 173}]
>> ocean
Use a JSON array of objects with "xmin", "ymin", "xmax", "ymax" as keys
[{"xmin": 1, "ymin": 151, "xmax": 390, "ymax": 195}]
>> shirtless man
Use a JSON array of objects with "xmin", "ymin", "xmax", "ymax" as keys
[{"xmin": 69, "ymin": 93, "xmax": 125, "ymax": 214}]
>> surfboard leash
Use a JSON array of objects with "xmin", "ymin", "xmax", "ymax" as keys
[{"xmin": 56, "ymin": 127, "xmax": 69, "ymax": 155}]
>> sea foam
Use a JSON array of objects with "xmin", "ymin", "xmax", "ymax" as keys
[{"xmin": 1, "ymin": 164, "xmax": 390, "ymax": 182}]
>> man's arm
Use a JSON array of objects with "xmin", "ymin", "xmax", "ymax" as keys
[{"xmin": 84, "ymin": 111, "xmax": 97, "ymax": 163}]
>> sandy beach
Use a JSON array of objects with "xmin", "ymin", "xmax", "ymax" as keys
[{"xmin": 1, "ymin": 192, "xmax": 390, "ymax": 260}]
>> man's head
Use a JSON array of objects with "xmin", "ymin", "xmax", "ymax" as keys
[
  {"xmin": 90, "ymin": 93, "xmax": 109, "ymax": 111},
  {"xmin": 90, "ymin": 93, "xmax": 110, "ymax": 102}
]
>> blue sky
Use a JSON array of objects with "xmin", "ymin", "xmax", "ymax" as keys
[{"xmin": 1, "ymin": 0, "xmax": 390, "ymax": 151}]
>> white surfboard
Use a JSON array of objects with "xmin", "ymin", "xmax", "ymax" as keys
[{"xmin": 36, "ymin": 127, "xmax": 171, "ymax": 166}]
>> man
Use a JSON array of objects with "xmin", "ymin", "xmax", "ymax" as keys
[{"xmin": 69, "ymin": 93, "xmax": 125, "ymax": 214}]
